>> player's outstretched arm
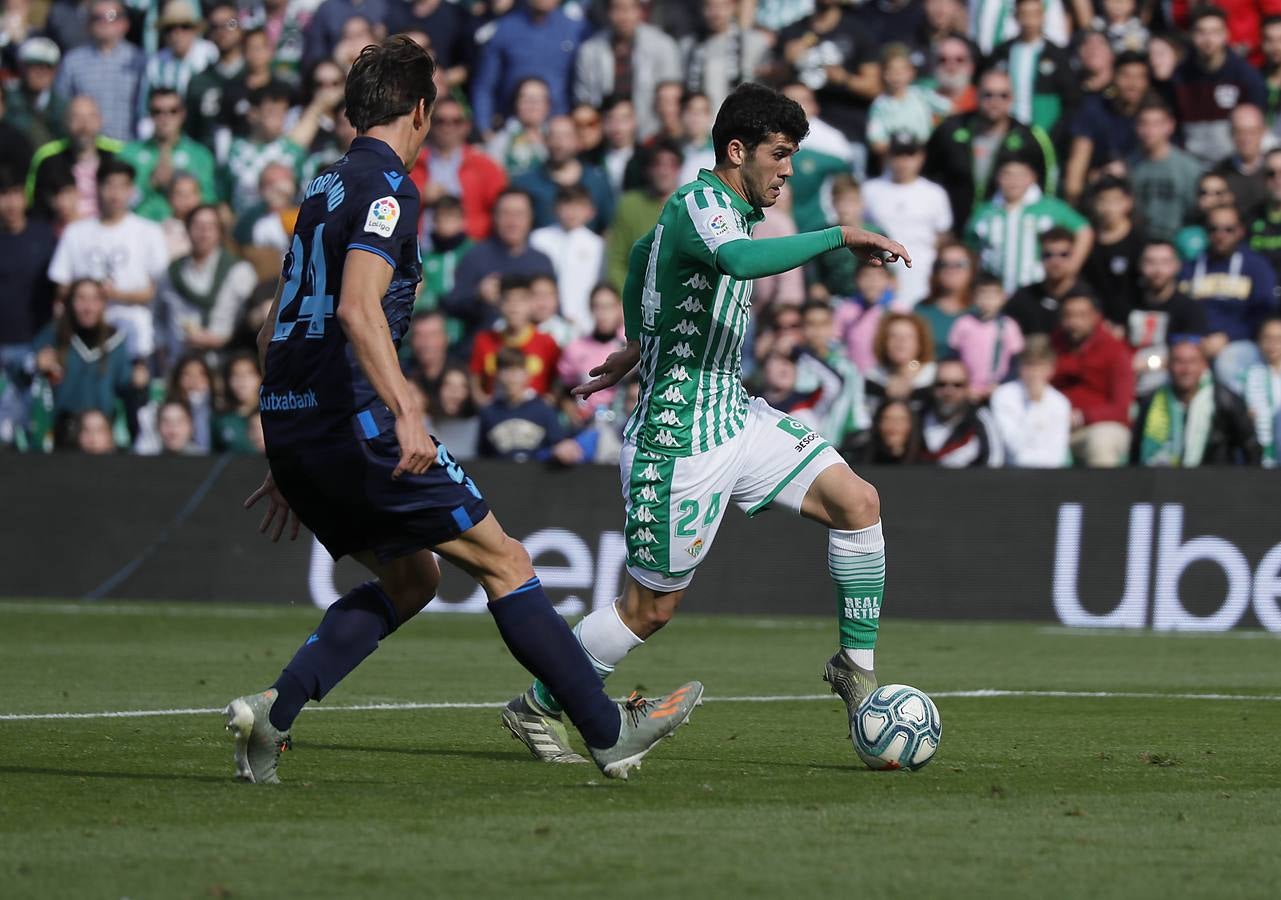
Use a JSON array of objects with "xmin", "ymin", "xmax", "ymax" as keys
[
  {"xmin": 572, "ymin": 341, "xmax": 641, "ymax": 399},
  {"xmin": 337, "ymin": 249, "xmax": 435, "ymax": 478},
  {"xmin": 713, "ymin": 227, "xmax": 911, "ymax": 281},
  {"xmin": 573, "ymin": 229, "xmax": 651, "ymax": 399}
]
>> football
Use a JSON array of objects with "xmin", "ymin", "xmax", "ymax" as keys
[{"xmin": 852, "ymin": 685, "xmax": 942, "ymax": 771}]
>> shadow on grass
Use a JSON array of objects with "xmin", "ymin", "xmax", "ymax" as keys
[
  {"xmin": 303, "ymin": 741, "xmax": 524, "ymax": 763},
  {"xmin": 0, "ymin": 764, "xmax": 228, "ymax": 784}
]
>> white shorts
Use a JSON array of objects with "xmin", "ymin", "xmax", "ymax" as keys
[{"xmin": 620, "ymin": 396, "xmax": 845, "ymax": 591}]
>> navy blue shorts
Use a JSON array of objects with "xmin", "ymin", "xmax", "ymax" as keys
[{"xmin": 269, "ymin": 432, "xmax": 490, "ymax": 563}]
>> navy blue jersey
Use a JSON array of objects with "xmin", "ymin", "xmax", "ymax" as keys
[{"xmin": 261, "ymin": 136, "xmax": 422, "ymax": 454}]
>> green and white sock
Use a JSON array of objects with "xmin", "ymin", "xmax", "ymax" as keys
[
  {"xmin": 830, "ymin": 521, "xmax": 885, "ymax": 670},
  {"xmin": 530, "ymin": 601, "xmax": 644, "ymax": 716}
]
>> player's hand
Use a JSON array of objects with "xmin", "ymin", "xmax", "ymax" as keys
[
  {"xmin": 244, "ymin": 469, "xmax": 301, "ymax": 543},
  {"xmin": 392, "ymin": 414, "xmax": 437, "ymax": 479},
  {"xmin": 571, "ymin": 341, "xmax": 640, "ymax": 399},
  {"xmin": 841, "ymin": 227, "xmax": 911, "ymax": 269}
]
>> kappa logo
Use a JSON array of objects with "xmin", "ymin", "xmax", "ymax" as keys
[
  {"xmin": 683, "ymin": 274, "xmax": 712, "ymax": 291},
  {"xmin": 668, "ymin": 342, "xmax": 694, "ymax": 359},
  {"xmin": 666, "ymin": 365, "xmax": 691, "ymax": 382},
  {"xmin": 653, "ymin": 429, "xmax": 680, "ymax": 447},
  {"xmin": 656, "ymin": 409, "xmax": 681, "ymax": 426},
  {"xmin": 677, "ymin": 296, "xmax": 707, "ymax": 313},
  {"xmin": 639, "ymin": 463, "xmax": 662, "ymax": 481},
  {"xmin": 633, "ymin": 527, "xmax": 658, "ymax": 545},
  {"xmin": 671, "ymin": 319, "xmax": 702, "ymax": 336},
  {"xmin": 660, "ymin": 385, "xmax": 685, "ymax": 404},
  {"xmin": 638, "ymin": 484, "xmax": 659, "ymax": 503},
  {"xmin": 634, "ymin": 547, "xmax": 658, "ymax": 564},
  {"xmin": 632, "ymin": 505, "xmax": 658, "ymax": 523},
  {"xmin": 363, "ymin": 195, "xmax": 400, "ymax": 237}
]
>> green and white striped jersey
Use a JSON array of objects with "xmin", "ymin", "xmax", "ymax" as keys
[{"xmin": 623, "ymin": 170, "xmax": 765, "ymax": 457}]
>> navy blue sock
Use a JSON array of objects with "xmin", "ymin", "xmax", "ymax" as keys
[
  {"xmin": 489, "ymin": 578, "xmax": 621, "ymax": 749},
  {"xmin": 269, "ymin": 581, "xmax": 400, "ymax": 731}
]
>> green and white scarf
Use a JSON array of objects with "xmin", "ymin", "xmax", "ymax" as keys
[
  {"xmin": 1242, "ymin": 362, "xmax": 1280, "ymax": 467},
  {"xmin": 1139, "ymin": 374, "xmax": 1215, "ymax": 467}
]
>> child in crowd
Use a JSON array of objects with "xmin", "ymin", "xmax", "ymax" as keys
[
  {"xmin": 418, "ymin": 195, "xmax": 473, "ymax": 321},
  {"xmin": 529, "ymin": 186, "xmax": 604, "ymax": 336},
  {"xmin": 949, "ymin": 274, "xmax": 1025, "ymax": 402},
  {"xmin": 836, "ymin": 264, "xmax": 901, "ymax": 373},
  {"xmin": 865, "ymin": 44, "xmax": 951, "ymax": 161},
  {"xmin": 558, "ymin": 283, "xmax": 627, "ymax": 418},
  {"xmin": 477, "ymin": 347, "xmax": 564, "ymax": 462},
  {"xmin": 528, "ymin": 273, "xmax": 577, "ymax": 348},
  {"xmin": 1093, "ymin": 0, "xmax": 1149, "ymax": 54},
  {"xmin": 469, "ymin": 275, "xmax": 560, "ymax": 404}
]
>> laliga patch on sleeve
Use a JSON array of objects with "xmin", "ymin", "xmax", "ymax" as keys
[
  {"xmin": 364, "ymin": 196, "xmax": 401, "ymax": 238},
  {"xmin": 707, "ymin": 212, "xmax": 730, "ymax": 236}
]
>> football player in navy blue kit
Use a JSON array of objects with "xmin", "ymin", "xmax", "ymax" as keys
[{"xmin": 224, "ymin": 37, "xmax": 702, "ymax": 784}]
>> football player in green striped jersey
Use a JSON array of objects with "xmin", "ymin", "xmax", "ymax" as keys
[{"xmin": 500, "ymin": 83, "xmax": 912, "ymax": 762}]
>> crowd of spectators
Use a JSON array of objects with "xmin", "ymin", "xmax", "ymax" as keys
[{"xmin": 1, "ymin": 0, "xmax": 1279, "ymax": 469}]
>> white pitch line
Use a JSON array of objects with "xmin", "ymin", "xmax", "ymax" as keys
[{"xmin": 3, "ymin": 689, "xmax": 1281, "ymax": 722}]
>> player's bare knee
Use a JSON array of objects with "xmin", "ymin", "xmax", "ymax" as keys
[
  {"xmin": 478, "ymin": 536, "xmax": 535, "ymax": 598},
  {"xmin": 832, "ymin": 477, "xmax": 879, "ymax": 531}
]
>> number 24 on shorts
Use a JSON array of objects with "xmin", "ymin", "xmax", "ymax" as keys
[{"xmin": 676, "ymin": 491, "xmax": 721, "ymax": 537}]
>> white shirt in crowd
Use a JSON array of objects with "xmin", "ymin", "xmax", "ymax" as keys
[
  {"xmin": 529, "ymin": 223, "xmax": 605, "ymax": 336},
  {"xmin": 47, "ymin": 213, "xmax": 169, "ymax": 357},
  {"xmin": 990, "ymin": 379, "xmax": 1072, "ymax": 468},
  {"xmin": 862, "ymin": 174, "xmax": 953, "ymax": 305}
]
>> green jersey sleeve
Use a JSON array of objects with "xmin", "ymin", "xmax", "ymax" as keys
[
  {"xmin": 623, "ymin": 228, "xmax": 656, "ymax": 342},
  {"xmin": 1048, "ymin": 198, "xmax": 1088, "ymax": 233},
  {"xmin": 678, "ymin": 187, "xmax": 752, "ymax": 266},
  {"xmin": 715, "ymin": 228, "xmax": 845, "ymax": 280}
]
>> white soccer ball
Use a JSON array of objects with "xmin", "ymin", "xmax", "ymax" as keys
[{"xmin": 852, "ymin": 684, "xmax": 942, "ymax": 771}]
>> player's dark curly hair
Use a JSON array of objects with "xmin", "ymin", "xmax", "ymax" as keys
[
  {"xmin": 344, "ymin": 36, "xmax": 438, "ymax": 133},
  {"xmin": 711, "ymin": 82, "xmax": 810, "ymax": 165}
]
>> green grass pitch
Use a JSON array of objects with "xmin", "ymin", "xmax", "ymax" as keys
[{"xmin": 1, "ymin": 601, "xmax": 1279, "ymax": 900}]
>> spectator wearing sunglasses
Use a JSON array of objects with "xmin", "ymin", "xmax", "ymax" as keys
[
  {"xmin": 918, "ymin": 358, "xmax": 1003, "ymax": 467},
  {"xmin": 119, "ymin": 88, "xmax": 218, "ymax": 221},
  {"xmin": 1247, "ymin": 148, "xmax": 1281, "ymax": 276},
  {"xmin": 1004, "ymin": 227, "xmax": 1096, "ymax": 338},
  {"xmin": 1180, "ymin": 204, "xmax": 1280, "ymax": 389},
  {"xmin": 140, "ymin": 2, "xmax": 219, "ymax": 127},
  {"xmin": 925, "ymin": 68, "xmax": 1056, "ymax": 231}
]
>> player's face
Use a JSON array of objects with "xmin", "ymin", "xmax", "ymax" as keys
[{"xmin": 742, "ymin": 135, "xmax": 797, "ymax": 208}]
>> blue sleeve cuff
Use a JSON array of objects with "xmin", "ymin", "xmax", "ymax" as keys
[{"xmin": 347, "ymin": 243, "xmax": 396, "ymax": 267}]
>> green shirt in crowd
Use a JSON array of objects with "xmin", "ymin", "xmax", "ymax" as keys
[{"xmin": 119, "ymin": 136, "xmax": 219, "ymax": 221}]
